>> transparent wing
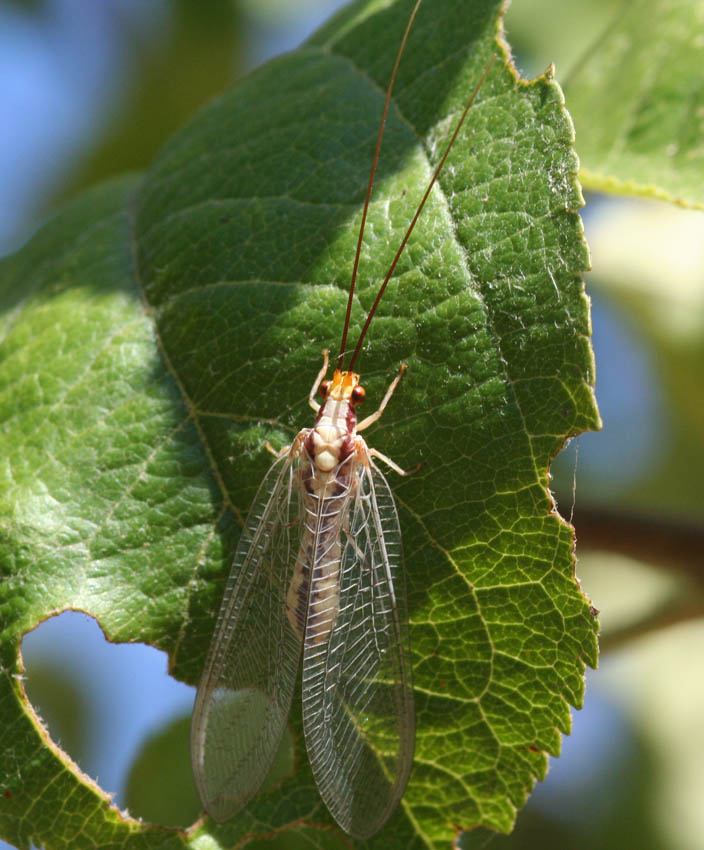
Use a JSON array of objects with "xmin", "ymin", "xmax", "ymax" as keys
[
  {"xmin": 191, "ymin": 448, "xmax": 303, "ymax": 822},
  {"xmin": 302, "ymin": 448, "xmax": 414, "ymax": 838}
]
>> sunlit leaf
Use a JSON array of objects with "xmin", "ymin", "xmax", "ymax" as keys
[
  {"xmin": 0, "ymin": 1, "xmax": 598, "ymax": 847},
  {"xmin": 565, "ymin": 0, "xmax": 704, "ymax": 210}
]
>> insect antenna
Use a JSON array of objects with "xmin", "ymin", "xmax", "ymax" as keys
[
  {"xmin": 336, "ymin": 0, "xmax": 423, "ymax": 372},
  {"xmin": 345, "ymin": 51, "xmax": 497, "ymax": 373}
]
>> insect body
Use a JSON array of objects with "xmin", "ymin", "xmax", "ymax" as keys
[
  {"xmin": 191, "ymin": 0, "xmax": 495, "ymax": 838},
  {"xmin": 284, "ymin": 356, "xmax": 403, "ymax": 649},
  {"xmin": 191, "ymin": 351, "xmax": 413, "ymax": 838}
]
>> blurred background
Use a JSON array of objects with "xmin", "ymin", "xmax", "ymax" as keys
[{"xmin": 3, "ymin": 1, "xmax": 703, "ymax": 848}]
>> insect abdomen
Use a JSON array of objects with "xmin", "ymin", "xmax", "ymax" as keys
[
  {"xmin": 285, "ymin": 490, "xmax": 343, "ymax": 645},
  {"xmin": 286, "ymin": 447, "xmax": 355, "ymax": 646}
]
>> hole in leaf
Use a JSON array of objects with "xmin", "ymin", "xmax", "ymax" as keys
[
  {"xmin": 20, "ymin": 610, "xmax": 198, "ymax": 827},
  {"xmin": 20, "ymin": 610, "xmax": 297, "ymax": 830}
]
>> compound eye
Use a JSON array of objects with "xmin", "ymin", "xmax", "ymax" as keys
[
  {"xmin": 351, "ymin": 385, "xmax": 366, "ymax": 405},
  {"xmin": 319, "ymin": 380, "xmax": 330, "ymax": 398}
]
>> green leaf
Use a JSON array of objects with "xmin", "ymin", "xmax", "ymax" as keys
[
  {"xmin": 69, "ymin": 0, "xmax": 245, "ymax": 197},
  {"xmin": 565, "ymin": 0, "xmax": 704, "ymax": 210},
  {"xmin": 503, "ymin": 0, "xmax": 615, "ymax": 80},
  {"xmin": 0, "ymin": 0, "xmax": 599, "ymax": 847},
  {"xmin": 124, "ymin": 714, "xmax": 201, "ymax": 828}
]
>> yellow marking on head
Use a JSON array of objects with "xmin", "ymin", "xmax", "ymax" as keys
[{"xmin": 328, "ymin": 369, "xmax": 360, "ymax": 401}]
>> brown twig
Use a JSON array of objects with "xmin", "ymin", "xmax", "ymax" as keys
[
  {"xmin": 572, "ymin": 504, "xmax": 704, "ymax": 650},
  {"xmin": 598, "ymin": 596, "xmax": 704, "ymax": 652},
  {"xmin": 574, "ymin": 504, "xmax": 704, "ymax": 583}
]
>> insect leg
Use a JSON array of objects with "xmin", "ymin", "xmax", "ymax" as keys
[
  {"xmin": 368, "ymin": 447, "xmax": 420, "ymax": 477},
  {"xmin": 265, "ymin": 429, "xmax": 307, "ymax": 459},
  {"xmin": 357, "ymin": 364, "xmax": 406, "ymax": 432},
  {"xmin": 309, "ymin": 349, "xmax": 330, "ymax": 411}
]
